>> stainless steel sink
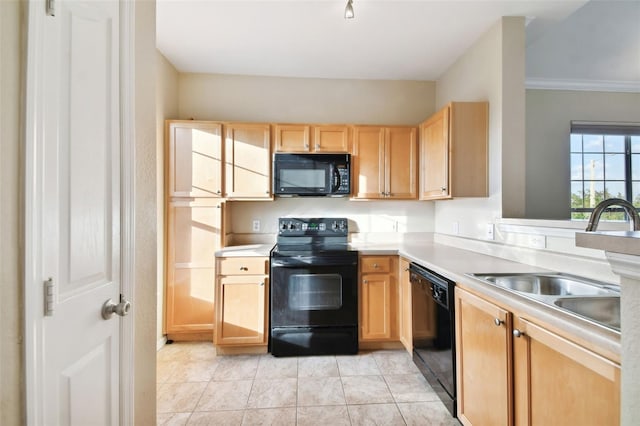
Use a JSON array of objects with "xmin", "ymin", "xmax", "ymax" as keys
[
  {"xmin": 554, "ymin": 297, "xmax": 620, "ymax": 330},
  {"xmin": 466, "ymin": 272, "xmax": 620, "ymax": 331},
  {"xmin": 471, "ymin": 273, "xmax": 611, "ymax": 296}
]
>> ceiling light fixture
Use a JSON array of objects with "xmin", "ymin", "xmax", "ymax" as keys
[{"xmin": 344, "ymin": 0, "xmax": 354, "ymax": 19}]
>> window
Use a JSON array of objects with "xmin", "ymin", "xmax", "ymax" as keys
[{"xmin": 570, "ymin": 122, "xmax": 640, "ymax": 221}]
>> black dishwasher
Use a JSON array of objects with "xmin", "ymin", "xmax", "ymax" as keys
[{"xmin": 410, "ymin": 262, "xmax": 457, "ymax": 418}]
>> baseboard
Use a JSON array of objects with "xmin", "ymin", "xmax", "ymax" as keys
[{"xmin": 157, "ymin": 335, "xmax": 167, "ymax": 351}]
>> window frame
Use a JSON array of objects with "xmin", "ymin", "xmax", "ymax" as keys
[{"xmin": 570, "ymin": 122, "xmax": 640, "ymax": 221}]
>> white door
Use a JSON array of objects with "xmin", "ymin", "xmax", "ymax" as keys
[{"xmin": 24, "ymin": 0, "xmax": 130, "ymax": 425}]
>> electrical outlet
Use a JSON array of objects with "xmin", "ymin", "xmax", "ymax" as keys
[
  {"xmin": 529, "ymin": 235, "xmax": 546, "ymax": 249},
  {"xmin": 252, "ymin": 219, "xmax": 260, "ymax": 232},
  {"xmin": 486, "ymin": 223, "xmax": 495, "ymax": 240}
]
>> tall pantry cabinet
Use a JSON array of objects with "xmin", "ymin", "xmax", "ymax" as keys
[{"xmin": 165, "ymin": 120, "xmax": 225, "ymax": 340}]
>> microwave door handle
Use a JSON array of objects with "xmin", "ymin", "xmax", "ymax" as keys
[{"xmin": 332, "ymin": 166, "xmax": 340, "ymax": 192}]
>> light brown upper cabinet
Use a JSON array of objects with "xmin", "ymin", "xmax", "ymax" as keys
[
  {"xmin": 352, "ymin": 126, "xmax": 418, "ymax": 199},
  {"xmin": 224, "ymin": 123, "xmax": 272, "ymax": 199},
  {"xmin": 273, "ymin": 124, "xmax": 350, "ymax": 153},
  {"xmin": 419, "ymin": 102, "xmax": 488, "ymax": 200},
  {"xmin": 166, "ymin": 120, "xmax": 223, "ymax": 198}
]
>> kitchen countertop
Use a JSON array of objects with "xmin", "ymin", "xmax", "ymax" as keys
[
  {"xmin": 217, "ymin": 238, "xmax": 621, "ymax": 361},
  {"xmin": 576, "ymin": 230, "xmax": 640, "ymax": 256},
  {"xmin": 215, "ymin": 244, "xmax": 273, "ymax": 257}
]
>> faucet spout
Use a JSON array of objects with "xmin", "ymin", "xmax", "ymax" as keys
[{"xmin": 585, "ymin": 198, "xmax": 640, "ymax": 232}]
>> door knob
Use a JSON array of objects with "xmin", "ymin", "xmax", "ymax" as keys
[{"xmin": 102, "ymin": 297, "xmax": 131, "ymax": 320}]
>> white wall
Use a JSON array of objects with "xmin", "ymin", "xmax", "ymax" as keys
[
  {"xmin": 429, "ymin": 17, "xmax": 622, "ymax": 283},
  {"xmin": 133, "ymin": 1, "xmax": 158, "ymax": 423},
  {"xmin": 179, "ymin": 73, "xmax": 435, "ymax": 125},
  {"xmin": 228, "ymin": 198, "xmax": 434, "ymax": 243},
  {"xmin": 434, "ymin": 17, "xmax": 526, "ymax": 238},
  {"xmin": 156, "ymin": 52, "xmax": 179, "ymax": 345},
  {"xmin": 526, "ymin": 89, "xmax": 640, "ymax": 219},
  {"xmin": 0, "ymin": 1, "xmax": 24, "ymax": 424}
]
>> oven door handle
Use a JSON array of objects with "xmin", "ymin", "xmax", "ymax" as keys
[{"xmin": 271, "ymin": 258, "xmax": 357, "ymax": 267}]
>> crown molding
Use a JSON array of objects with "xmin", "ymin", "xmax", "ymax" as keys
[{"xmin": 526, "ymin": 78, "xmax": 640, "ymax": 93}]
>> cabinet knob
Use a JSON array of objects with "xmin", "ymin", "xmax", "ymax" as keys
[
  {"xmin": 216, "ymin": 189, "xmax": 221, "ymax": 194},
  {"xmin": 259, "ymin": 282, "xmax": 265, "ymax": 286},
  {"xmin": 494, "ymin": 318, "xmax": 503, "ymax": 326},
  {"xmin": 513, "ymin": 329, "xmax": 524, "ymax": 338},
  {"xmin": 240, "ymin": 266, "xmax": 248, "ymax": 271},
  {"xmin": 441, "ymin": 187, "xmax": 446, "ymax": 192},
  {"xmin": 373, "ymin": 263, "xmax": 378, "ymax": 268},
  {"xmin": 304, "ymin": 143, "xmax": 309, "ymax": 149},
  {"xmin": 315, "ymin": 143, "xmax": 320, "ymax": 149},
  {"xmin": 363, "ymin": 279, "xmax": 368, "ymax": 284}
]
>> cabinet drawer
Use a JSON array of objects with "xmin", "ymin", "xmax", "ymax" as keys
[
  {"xmin": 218, "ymin": 257, "xmax": 268, "ymax": 275},
  {"xmin": 361, "ymin": 256, "xmax": 393, "ymax": 274}
]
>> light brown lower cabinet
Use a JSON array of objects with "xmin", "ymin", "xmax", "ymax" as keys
[
  {"xmin": 214, "ymin": 256, "xmax": 269, "ymax": 347},
  {"xmin": 512, "ymin": 317, "xmax": 620, "ymax": 426},
  {"xmin": 359, "ymin": 256, "xmax": 398, "ymax": 342},
  {"xmin": 165, "ymin": 198, "xmax": 223, "ymax": 339},
  {"xmin": 455, "ymin": 287, "xmax": 620, "ymax": 426},
  {"xmin": 398, "ymin": 258, "xmax": 413, "ymax": 351}
]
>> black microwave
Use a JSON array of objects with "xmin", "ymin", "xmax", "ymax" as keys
[{"xmin": 273, "ymin": 153, "xmax": 351, "ymax": 197}]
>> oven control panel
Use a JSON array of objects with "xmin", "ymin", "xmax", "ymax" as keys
[{"xmin": 278, "ymin": 217, "xmax": 348, "ymax": 236}]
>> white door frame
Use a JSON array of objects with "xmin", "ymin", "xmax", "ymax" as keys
[{"xmin": 23, "ymin": 0, "xmax": 136, "ymax": 424}]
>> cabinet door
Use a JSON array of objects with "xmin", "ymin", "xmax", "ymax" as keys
[
  {"xmin": 352, "ymin": 126, "xmax": 385, "ymax": 199},
  {"xmin": 166, "ymin": 199, "xmax": 222, "ymax": 334},
  {"xmin": 360, "ymin": 273, "xmax": 394, "ymax": 341},
  {"xmin": 312, "ymin": 125, "xmax": 350, "ymax": 152},
  {"xmin": 215, "ymin": 275, "xmax": 268, "ymax": 346},
  {"xmin": 167, "ymin": 121, "xmax": 223, "ymax": 198},
  {"xmin": 224, "ymin": 123, "xmax": 271, "ymax": 199},
  {"xmin": 273, "ymin": 124, "xmax": 311, "ymax": 152},
  {"xmin": 399, "ymin": 258, "xmax": 412, "ymax": 352},
  {"xmin": 386, "ymin": 127, "xmax": 417, "ymax": 199},
  {"xmin": 455, "ymin": 288, "xmax": 512, "ymax": 426},
  {"xmin": 420, "ymin": 107, "xmax": 450, "ymax": 200},
  {"xmin": 513, "ymin": 317, "xmax": 620, "ymax": 426}
]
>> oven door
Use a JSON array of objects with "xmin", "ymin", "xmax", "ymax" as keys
[{"xmin": 270, "ymin": 253, "xmax": 358, "ymax": 328}]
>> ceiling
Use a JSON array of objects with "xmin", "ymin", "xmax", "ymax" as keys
[{"xmin": 156, "ymin": 0, "xmax": 640, "ymax": 84}]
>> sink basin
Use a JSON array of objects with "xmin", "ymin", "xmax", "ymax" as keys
[
  {"xmin": 471, "ymin": 274, "xmax": 612, "ymax": 296},
  {"xmin": 467, "ymin": 272, "xmax": 620, "ymax": 331},
  {"xmin": 554, "ymin": 297, "xmax": 620, "ymax": 330}
]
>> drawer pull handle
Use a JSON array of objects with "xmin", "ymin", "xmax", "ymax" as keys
[
  {"xmin": 513, "ymin": 329, "xmax": 524, "ymax": 338},
  {"xmin": 240, "ymin": 266, "xmax": 248, "ymax": 271}
]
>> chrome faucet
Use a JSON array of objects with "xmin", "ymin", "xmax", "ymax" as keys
[{"xmin": 585, "ymin": 198, "xmax": 640, "ymax": 232}]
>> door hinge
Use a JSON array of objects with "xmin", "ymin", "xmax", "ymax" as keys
[
  {"xmin": 46, "ymin": 0, "xmax": 55, "ymax": 16},
  {"xmin": 44, "ymin": 277, "xmax": 55, "ymax": 316}
]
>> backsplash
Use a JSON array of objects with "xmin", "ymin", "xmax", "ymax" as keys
[{"xmin": 226, "ymin": 198, "xmax": 435, "ymax": 235}]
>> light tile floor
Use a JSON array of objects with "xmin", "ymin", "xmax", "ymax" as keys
[{"xmin": 157, "ymin": 342, "xmax": 460, "ymax": 426}]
